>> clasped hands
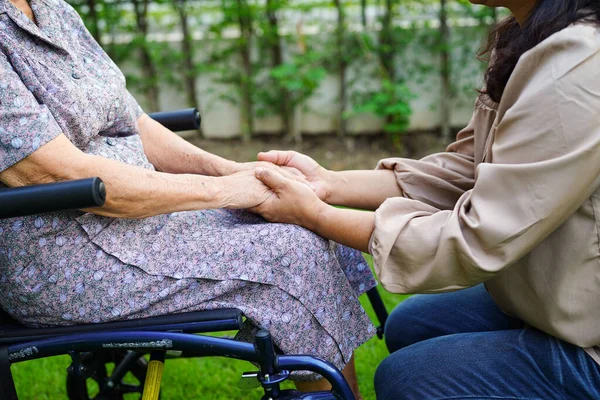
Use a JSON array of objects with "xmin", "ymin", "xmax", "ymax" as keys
[{"xmin": 228, "ymin": 151, "xmax": 330, "ymax": 230}]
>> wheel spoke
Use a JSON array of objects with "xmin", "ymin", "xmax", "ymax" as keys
[
  {"xmin": 116, "ymin": 383, "xmax": 144, "ymax": 394},
  {"xmin": 67, "ymin": 351, "xmax": 148, "ymax": 400}
]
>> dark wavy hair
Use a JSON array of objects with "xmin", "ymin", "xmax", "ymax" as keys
[{"xmin": 480, "ymin": 0, "xmax": 600, "ymax": 103}]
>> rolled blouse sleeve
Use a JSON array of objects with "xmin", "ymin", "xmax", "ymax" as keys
[
  {"xmin": 376, "ymin": 118, "xmax": 476, "ymax": 210},
  {"xmin": 0, "ymin": 52, "xmax": 63, "ymax": 172},
  {"xmin": 371, "ymin": 24, "xmax": 600, "ymax": 294}
]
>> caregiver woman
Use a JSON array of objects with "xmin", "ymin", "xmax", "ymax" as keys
[{"xmin": 253, "ymin": 0, "xmax": 600, "ymax": 398}]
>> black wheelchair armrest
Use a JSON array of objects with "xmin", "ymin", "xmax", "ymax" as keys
[
  {"xmin": 0, "ymin": 178, "xmax": 106, "ymax": 219},
  {"xmin": 149, "ymin": 108, "xmax": 201, "ymax": 132}
]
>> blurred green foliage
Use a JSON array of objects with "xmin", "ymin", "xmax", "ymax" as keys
[{"xmin": 66, "ymin": 0, "xmax": 502, "ymax": 145}]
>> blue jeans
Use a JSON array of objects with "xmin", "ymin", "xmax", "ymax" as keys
[{"xmin": 375, "ymin": 284, "xmax": 600, "ymax": 400}]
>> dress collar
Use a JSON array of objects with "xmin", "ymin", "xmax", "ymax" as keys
[
  {"xmin": 0, "ymin": 0, "xmax": 67, "ymax": 52},
  {"xmin": 0, "ymin": 0, "xmax": 54, "ymax": 13}
]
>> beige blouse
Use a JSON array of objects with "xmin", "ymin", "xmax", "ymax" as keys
[{"xmin": 370, "ymin": 22, "xmax": 600, "ymax": 362}]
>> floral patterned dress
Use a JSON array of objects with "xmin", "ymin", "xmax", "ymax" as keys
[{"xmin": 0, "ymin": 0, "xmax": 377, "ymax": 374}]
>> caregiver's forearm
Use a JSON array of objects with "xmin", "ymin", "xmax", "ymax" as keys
[
  {"xmin": 308, "ymin": 205, "xmax": 375, "ymax": 253},
  {"xmin": 324, "ymin": 170, "xmax": 402, "ymax": 210},
  {"xmin": 138, "ymin": 114, "xmax": 237, "ymax": 176}
]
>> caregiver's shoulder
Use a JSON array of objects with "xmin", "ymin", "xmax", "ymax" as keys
[{"xmin": 522, "ymin": 22, "xmax": 600, "ymax": 80}]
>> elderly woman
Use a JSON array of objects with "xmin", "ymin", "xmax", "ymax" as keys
[
  {"xmin": 253, "ymin": 0, "xmax": 600, "ymax": 398},
  {"xmin": 0, "ymin": 0, "xmax": 377, "ymax": 395}
]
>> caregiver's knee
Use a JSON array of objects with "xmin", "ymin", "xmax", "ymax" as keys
[
  {"xmin": 374, "ymin": 352, "xmax": 413, "ymax": 400},
  {"xmin": 384, "ymin": 298, "xmax": 435, "ymax": 353}
]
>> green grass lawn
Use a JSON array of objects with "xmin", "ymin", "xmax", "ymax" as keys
[{"xmin": 12, "ymin": 255, "xmax": 408, "ymax": 400}]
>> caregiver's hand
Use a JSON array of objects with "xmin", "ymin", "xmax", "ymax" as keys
[
  {"xmin": 252, "ymin": 167, "xmax": 325, "ymax": 230},
  {"xmin": 257, "ymin": 150, "xmax": 330, "ymax": 201},
  {"xmin": 252, "ymin": 167, "xmax": 375, "ymax": 253},
  {"xmin": 259, "ymin": 149, "xmax": 402, "ymax": 211},
  {"xmin": 234, "ymin": 161, "xmax": 314, "ymax": 190}
]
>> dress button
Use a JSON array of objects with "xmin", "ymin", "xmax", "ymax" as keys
[
  {"xmin": 71, "ymin": 72, "xmax": 81, "ymax": 79},
  {"xmin": 106, "ymin": 138, "xmax": 116, "ymax": 146}
]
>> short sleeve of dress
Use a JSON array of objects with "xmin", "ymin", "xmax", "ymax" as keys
[{"xmin": 0, "ymin": 52, "xmax": 63, "ymax": 172}]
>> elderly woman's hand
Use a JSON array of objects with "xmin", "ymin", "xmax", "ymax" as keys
[
  {"xmin": 251, "ymin": 167, "xmax": 326, "ymax": 229},
  {"xmin": 220, "ymin": 170, "xmax": 276, "ymax": 210}
]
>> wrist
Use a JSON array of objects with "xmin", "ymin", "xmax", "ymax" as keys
[
  {"xmin": 212, "ymin": 159, "xmax": 238, "ymax": 176},
  {"xmin": 303, "ymin": 199, "xmax": 330, "ymax": 232},
  {"xmin": 211, "ymin": 175, "xmax": 236, "ymax": 208},
  {"xmin": 179, "ymin": 174, "xmax": 225, "ymax": 209},
  {"xmin": 322, "ymin": 169, "xmax": 342, "ymax": 204}
]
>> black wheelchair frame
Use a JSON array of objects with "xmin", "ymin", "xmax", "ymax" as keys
[{"xmin": 0, "ymin": 108, "xmax": 389, "ymax": 400}]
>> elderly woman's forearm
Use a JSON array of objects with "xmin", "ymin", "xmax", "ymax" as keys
[
  {"xmin": 80, "ymin": 156, "xmax": 225, "ymax": 218},
  {"xmin": 138, "ymin": 114, "xmax": 237, "ymax": 176},
  {"xmin": 0, "ymin": 134, "xmax": 228, "ymax": 219}
]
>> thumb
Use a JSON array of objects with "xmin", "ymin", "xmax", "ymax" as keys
[
  {"xmin": 257, "ymin": 150, "xmax": 293, "ymax": 166},
  {"xmin": 255, "ymin": 167, "xmax": 287, "ymax": 191}
]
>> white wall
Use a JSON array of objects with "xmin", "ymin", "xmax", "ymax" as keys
[{"xmin": 123, "ymin": 26, "xmax": 486, "ymax": 139}]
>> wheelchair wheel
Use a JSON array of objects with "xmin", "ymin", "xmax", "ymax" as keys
[{"xmin": 66, "ymin": 350, "xmax": 157, "ymax": 400}]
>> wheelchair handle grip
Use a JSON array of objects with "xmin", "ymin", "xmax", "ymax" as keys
[
  {"xmin": 0, "ymin": 177, "xmax": 106, "ymax": 219},
  {"xmin": 149, "ymin": 108, "xmax": 201, "ymax": 132}
]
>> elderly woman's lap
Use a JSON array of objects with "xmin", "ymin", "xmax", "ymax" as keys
[{"xmin": 1, "ymin": 209, "xmax": 376, "ymax": 373}]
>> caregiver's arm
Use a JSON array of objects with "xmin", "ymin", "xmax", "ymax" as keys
[
  {"xmin": 258, "ymin": 150, "xmax": 402, "ymax": 210},
  {"xmin": 254, "ymin": 167, "xmax": 375, "ymax": 252},
  {"xmin": 0, "ymin": 134, "xmax": 269, "ymax": 219},
  {"xmin": 258, "ymin": 121, "xmax": 476, "ymax": 211},
  {"xmin": 255, "ymin": 27, "xmax": 600, "ymax": 294},
  {"xmin": 367, "ymin": 29, "xmax": 600, "ymax": 293},
  {"xmin": 324, "ymin": 170, "xmax": 402, "ymax": 210}
]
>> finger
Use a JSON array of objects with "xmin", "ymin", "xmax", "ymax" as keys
[
  {"xmin": 280, "ymin": 169, "xmax": 315, "ymax": 191},
  {"xmin": 257, "ymin": 150, "xmax": 295, "ymax": 166},
  {"xmin": 281, "ymin": 166, "xmax": 304, "ymax": 177},
  {"xmin": 287, "ymin": 174, "xmax": 315, "ymax": 191},
  {"xmin": 302, "ymin": 180, "xmax": 317, "ymax": 192},
  {"xmin": 255, "ymin": 167, "xmax": 287, "ymax": 191},
  {"xmin": 278, "ymin": 167, "xmax": 302, "ymax": 180}
]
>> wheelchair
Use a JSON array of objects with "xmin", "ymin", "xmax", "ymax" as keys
[{"xmin": 0, "ymin": 109, "xmax": 389, "ymax": 400}]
